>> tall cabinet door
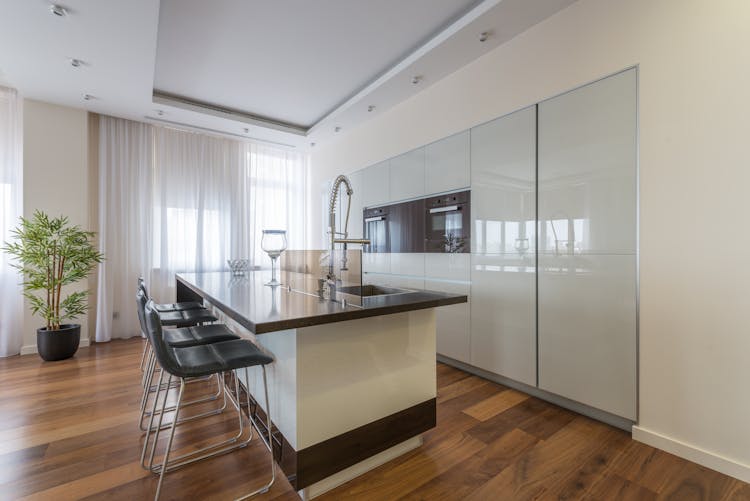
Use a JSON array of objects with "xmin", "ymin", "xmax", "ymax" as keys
[
  {"xmin": 470, "ymin": 106, "xmax": 537, "ymax": 386},
  {"xmin": 538, "ymin": 69, "xmax": 637, "ymax": 420}
]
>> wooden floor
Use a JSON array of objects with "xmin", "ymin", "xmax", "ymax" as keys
[{"xmin": 0, "ymin": 339, "xmax": 747, "ymax": 501}]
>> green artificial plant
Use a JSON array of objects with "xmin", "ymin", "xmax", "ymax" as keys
[{"xmin": 2, "ymin": 210, "xmax": 104, "ymax": 330}]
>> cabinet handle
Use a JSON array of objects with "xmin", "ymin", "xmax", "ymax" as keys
[
  {"xmin": 429, "ymin": 205, "xmax": 459, "ymax": 214},
  {"xmin": 365, "ymin": 216, "xmax": 386, "ymax": 223}
]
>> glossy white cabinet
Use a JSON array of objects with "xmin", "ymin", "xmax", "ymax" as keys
[
  {"xmin": 427, "ymin": 279, "xmax": 470, "ymax": 363},
  {"xmin": 425, "ymin": 131, "xmax": 470, "ymax": 194},
  {"xmin": 470, "ymin": 255, "xmax": 536, "ymax": 386},
  {"xmin": 346, "ymin": 170, "xmax": 365, "ymax": 241},
  {"xmin": 470, "ymin": 106, "xmax": 537, "ymax": 385},
  {"xmin": 362, "ymin": 252, "xmax": 390, "ymax": 274},
  {"xmin": 362, "ymin": 161, "xmax": 390, "ymax": 207},
  {"xmin": 390, "ymin": 253, "xmax": 425, "ymax": 277},
  {"xmin": 538, "ymin": 69, "xmax": 637, "ymax": 255},
  {"xmin": 389, "ymin": 148, "xmax": 425, "ymax": 202},
  {"xmin": 538, "ymin": 254, "xmax": 636, "ymax": 419},
  {"xmin": 424, "ymin": 253, "xmax": 470, "ymax": 282},
  {"xmin": 537, "ymin": 69, "xmax": 637, "ymax": 419}
]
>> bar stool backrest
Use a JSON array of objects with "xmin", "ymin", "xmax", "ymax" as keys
[
  {"xmin": 143, "ymin": 299, "xmax": 183, "ymax": 377},
  {"xmin": 137, "ymin": 276, "xmax": 149, "ymax": 299},
  {"xmin": 135, "ymin": 288, "xmax": 151, "ymax": 340}
]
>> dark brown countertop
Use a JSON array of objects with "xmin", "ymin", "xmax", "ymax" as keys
[{"xmin": 176, "ymin": 271, "xmax": 467, "ymax": 334}]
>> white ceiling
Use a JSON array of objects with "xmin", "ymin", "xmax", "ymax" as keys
[
  {"xmin": 0, "ymin": 0, "xmax": 577, "ymax": 150},
  {"xmin": 155, "ymin": 0, "xmax": 480, "ymax": 129}
]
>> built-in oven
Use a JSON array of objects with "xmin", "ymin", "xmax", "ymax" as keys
[
  {"xmin": 363, "ymin": 206, "xmax": 390, "ymax": 253},
  {"xmin": 425, "ymin": 190, "xmax": 471, "ymax": 253}
]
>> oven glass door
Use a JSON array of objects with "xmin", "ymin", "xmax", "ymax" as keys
[
  {"xmin": 426, "ymin": 205, "xmax": 468, "ymax": 253},
  {"xmin": 364, "ymin": 215, "xmax": 389, "ymax": 253}
]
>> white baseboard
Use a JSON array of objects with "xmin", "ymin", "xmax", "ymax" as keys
[
  {"xmin": 20, "ymin": 336, "xmax": 91, "ymax": 356},
  {"xmin": 632, "ymin": 425, "xmax": 750, "ymax": 483}
]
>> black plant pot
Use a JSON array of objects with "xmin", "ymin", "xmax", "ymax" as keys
[{"xmin": 37, "ymin": 324, "xmax": 81, "ymax": 362}]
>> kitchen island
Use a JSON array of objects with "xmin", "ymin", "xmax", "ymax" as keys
[{"xmin": 176, "ymin": 270, "xmax": 467, "ymax": 499}]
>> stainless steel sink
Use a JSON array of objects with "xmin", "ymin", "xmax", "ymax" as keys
[{"xmin": 338, "ymin": 285, "xmax": 410, "ymax": 297}]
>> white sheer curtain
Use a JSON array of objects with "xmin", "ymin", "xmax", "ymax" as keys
[
  {"xmin": 95, "ymin": 117, "xmax": 154, "ymax": 342},
  {"xmin": 0, "ymin": 86, "xmax": 23, "ymax": 357},
  {"xmin": 96, "ymin": 116, "xmax": 308, "ymax": 341}
]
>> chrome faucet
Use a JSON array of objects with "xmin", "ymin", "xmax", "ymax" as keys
[{"xmin": 327, "ymin": 174, "xmax": 370, "ymax": 283}]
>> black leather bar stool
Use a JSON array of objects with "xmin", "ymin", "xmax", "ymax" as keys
[
  {"xmin": 138, "ymin": 277, "xmax": 210, "ymax": 370},
  {"xmin": 138, "ymin": 277, "xmax": 219, "ymax": 387},
  {"xmin": 141, "ymin": 299, "xmax": 276, "ymax": 501},
  {"xmin": 137, "ymin": 289, "xmax": 240, "ymax": 430}
]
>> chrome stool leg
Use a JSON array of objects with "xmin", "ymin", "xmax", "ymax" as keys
[
  {"xmin": 235, "ymin": 365, "xmax": 275, "ymax": 500},
  {"xmin": 155, "ymin": 378, "xmax": 185, "ymax": 501}
]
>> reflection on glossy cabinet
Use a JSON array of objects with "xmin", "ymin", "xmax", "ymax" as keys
[
  {"xmin": 538, "ymin": 254, "xmax": 636, "ymax": 420},
  {"xmin": 538, "ymin": 69, "xmax": 636, "ymax": 255},
  {"xmin": 427, "ymin": 279, "xmax": 470, "ymax": 363},
  {"xmin": 424, "ymin": 253, "xmax": 470, "ymax": 282},
  {"xmin": 471, "ymin": 106, "xmax": 536, "ymax": 255},
  {"xmin": 362, "ymin": 161, "xmax": 390, "ymax": 207},
  {"xmin": 390, "ymin": 253, "xmax": 425, "ymax": 277},
  {"xmin": 425, "ymin": 131, "xmax": 470, "ymax": 195},
  {"xmin": 470, "ymin": 254, "xmax": 536, "ymax": 385},
  {"xmin": 389, "ymin": 148, "xmax": 425, "ymax": 202}
]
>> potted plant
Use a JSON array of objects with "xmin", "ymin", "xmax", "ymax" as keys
[{"xmin": 3, "ymin": 210, "xmax": 104, "ymax": 361}]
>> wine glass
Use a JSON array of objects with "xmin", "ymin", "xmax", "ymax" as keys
[{"xmin": 261, "ymin": 229, "xmax": 288, "ymax": 287}]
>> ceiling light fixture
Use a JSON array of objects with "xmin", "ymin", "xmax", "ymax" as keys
[
  {"xmin": 479, "ymin": 31, "xmax": 490, "ymax": 42},
  {"xmin": 310, "ymin": 142, "xmax": 316, "ymax": 148},
  {"xmin": 411, "ymin": 76, "xmax": 422, "ymax": 85},
  {"xmin": 334, "ymin": 126, "xmax": 342, "ymax": 133},
  {"xmin": 82, "ymin": 94, "xmax": 93, "ymax": 101},
  {"xmin": 243, "ymin": 128, "xmax": 249, "ymax": 133},
  {"xmin": 156, "ymin": 109, "xmax": 165, "ymax": 116},
  {"xmin": 367, "ymin": 105, "xmax": 375, "ymax": 113},
  {"xmin": 49, "ymin": 4, "xmax": 67, "ymax": 17},
  {"xmin": 69, "ymin": 58, "xmax": 83, "ymax": 68}
]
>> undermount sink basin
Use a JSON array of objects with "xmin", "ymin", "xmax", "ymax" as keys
[{"xmin": 338, "ymin": 285, "xmax": 410, "ymax": 297}]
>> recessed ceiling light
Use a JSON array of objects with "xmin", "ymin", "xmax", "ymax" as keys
[
  {"xmin": 411, "ymin": 76, "xmax": 422, "ymax": 85},
  {"xmin": 310, "ymin": 142, "xmax": 316, "ymax": 148},
  {"xmin": 479, "ymin": 31, "xmax": 491, "ymax": 42},
  {"xmin": 367, "ymin": 105, "xmax": 375, "ymax": 113},
  {"xmin": 334, "ymin": 126, "xmax": 342, "ymax": 133},
  {"xmin": 82, "ymin": 94, "xmax": 94, "ymax": 101},
  {"xmin": 69, "ymin": 58, "xmax": 83, "ymax": 68},
  {"xmin": 49, "ymin": 4, "xmax": 67, "ymax": 17}
]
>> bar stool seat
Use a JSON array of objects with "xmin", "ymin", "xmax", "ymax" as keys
[
  {"xmin": 164, "ymin": 324, "xmax": 240, "ymax": 348},
  {"xmin": 153, "ymin": 301, "xmax": 203, "ymax": 312},
  {"xmin": 158, "ymin": 308, "xmax": 218, "ymax": 326},
  {"xmin": 170, "ymin": 339, "xmax": 273, "ymax": 378}
]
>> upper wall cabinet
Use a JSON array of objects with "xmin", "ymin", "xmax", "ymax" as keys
[
  {"xmin": 538, "ymin": 69, "xmax": 637, "ymax": 255},
  {"xmin": 362, "ymin": 160, "xmax": 390, "ymax": 208},
  {"xmin": 346, "ymin": 170, "xmax": 364, "ymax": 241},
  {"xmin": 425, "ymin": 131, "xmax": 470, "ymax": 195},
  {"xmin": 471, "ymin": 106, "xmax": 537, "ymax": 255},
  {"xmin": 389, "ymin": 148, "xmax": 425, "ymax": 202}
]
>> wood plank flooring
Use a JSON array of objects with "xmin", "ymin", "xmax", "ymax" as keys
[{"xmin": 0, "ymin": 338, "xmax": 747, "ymax": 500}]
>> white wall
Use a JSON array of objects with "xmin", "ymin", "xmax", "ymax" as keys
[
  {"xmin": 311, "ymin": 0, "xmax": 750, "ymax": 481},
  {"xmin": 21, "ymin": 99, "xmax": 90, "ymax": 353}
]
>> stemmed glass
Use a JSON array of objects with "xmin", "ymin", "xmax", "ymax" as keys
[{"xmin": 261, "ymin": 229, "xmax": 288, "ymax": 287}]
